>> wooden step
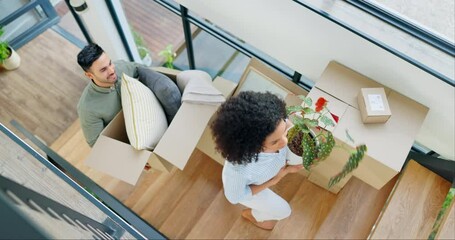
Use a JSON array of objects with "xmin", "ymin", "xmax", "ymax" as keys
[
  {"xmin": 50, "ymin": 119, "xmax": 398, "ymax": 239},
  {"xmin": 314, "ymin": 176, "xmax": 397, "ymax": 239},
  {"xmin": 436, "ymin": 188, "xmax": 455, "ymax": 239},
  {"xmin": 370, "ymin": 160, "xmax": 451, "ymax": 239}
]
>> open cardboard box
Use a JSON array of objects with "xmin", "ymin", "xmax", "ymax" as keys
[
  {"xmin": 311, "ymin": 61, "xmax": 428, "ymax": 190},
  {"xmin": 85, "ymin": 68, "xmax": 237, "ymax": 185}
]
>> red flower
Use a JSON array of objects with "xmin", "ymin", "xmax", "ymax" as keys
[{"xmin": 315, "ymin": 97, "xmax": 328, "ymax": 112}]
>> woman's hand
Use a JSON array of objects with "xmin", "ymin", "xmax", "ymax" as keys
[
  {"xmin": 269, "ymin": 164, "xmax": 303, "ymax": 185},
  {"xmin": 285, "ymin": 164, "xmax": 303, "ymax": 173},
  {"xmin": 250, "ymin": 164, "xmax": 303, "ymax": 195}
]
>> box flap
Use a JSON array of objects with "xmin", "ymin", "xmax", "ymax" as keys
[
  {"xmin": 101, "ymin": 110, "xmax": 128, "ymax": 141},
  {"xmin": 153, "ymin": 102, "xmax": 218, "ymax": 170},
  {"xmin": 316, "ymin": 61, "xmax": 392, "ymax": 108},
  {"xmin": 85, "ymin": 135, "xmax": 150, "ymax": 185},
  {"xmin": 306, "ymin": 87, "xmax": 349, "ymax": 132},
  {"xmin": 212, "ymin": 76, "xmax": 238, "ymax": 98}
]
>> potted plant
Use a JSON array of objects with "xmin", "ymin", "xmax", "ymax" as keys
[
  {"xmin": 286, "ymin": 95, "xmax": 367, "ymax": 188},
  {"xmin": 158, "ymin": 44, "xmax": 176, "ymax": 69},
  {"xmin": 0, "ymin": 26, "xmax": 21, "ymax": 70},
  {"xmin": 132, "ymin": 28, "xmax": 152, "ymax": 66}
]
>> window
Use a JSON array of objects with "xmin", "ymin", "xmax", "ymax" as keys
[
  {"xmin": 296, "ymin": 0, "xmax": 454, "ymax": 85},
  {"xmin": 365, "ymin": 0, "xmax": 454, "ymax": 45}
]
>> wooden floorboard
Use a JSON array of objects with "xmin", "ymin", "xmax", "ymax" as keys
[
  {"xmin": 314, "ymin": 176, "xmax": 398, "ymax": 239},
  {"xmin": 0, "ymin": 29, "xmax": 86, "ymax": 145},
  {"xmin": 370, "ymin": 160, "xmax": 451, "ymax": 239}
]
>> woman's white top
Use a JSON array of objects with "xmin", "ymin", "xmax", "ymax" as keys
[{"xmin": 222, "ymin": 147, "xmax": 287, "ymax": 204}]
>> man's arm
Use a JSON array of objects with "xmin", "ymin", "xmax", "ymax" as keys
[{"xmin": 78, "ymin": 109, "xmax": 104, "ymax": 147}]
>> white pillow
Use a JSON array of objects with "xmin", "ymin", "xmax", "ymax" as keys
[
  {"xmin": 121, "ymin": 73, "xmax": 168, "ymax": 150},
  {"xmin": 176, "ymin": 70, "xmax": 212, "ymax": 93}
]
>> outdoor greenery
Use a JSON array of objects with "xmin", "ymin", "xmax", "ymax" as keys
[
  {"xmin": 287, "ymin": 95, "xmax": 367, "ymax": 188},
  {"xmin": 0, "ymin": 26, "xmax": 12, "ymax": 62},
  {"xmin": 158, "ymin": 44, "xmax": 176, "ymax": 69},
  {"xmin": 429, "ymin": 187, "xmax": 455, "ymax": 239},
  {"xmin": 132, "ymin": 29, "xmax": 149, "ymax": 59}
]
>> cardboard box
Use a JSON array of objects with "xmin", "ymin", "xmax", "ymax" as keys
[
  {"xmin": 311, "ymin": 61, "xmax": 428, "ymax": 190},
  {"xmin": 85, "ymin": 71, "xmax": 237, "ymax": 185},
  {"xmin": 316, "ymin": 61, "xmax": 391, "ymax": 109},
  {"xmin": 357, "ymin": 88, "xmax": 392, "ymax": 123}
]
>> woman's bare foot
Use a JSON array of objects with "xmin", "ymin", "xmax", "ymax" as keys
[{"xmin": 241, "ymin": 209, "xmax": 277, "ymax": 230}]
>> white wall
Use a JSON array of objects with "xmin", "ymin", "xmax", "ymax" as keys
[
  {"xmin": 75, "ymin": 0, "xmax": 129, "ymax": 61},
  {"xmin": 176, "ymin": 0, "xmax": 455, "ymax": 159}
]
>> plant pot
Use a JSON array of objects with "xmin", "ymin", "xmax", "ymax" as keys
[
  {"xmin": 286, "ymin": 128, "xmax": 317, "ymax": 165},
  {"xmin": 286, "ymin": 144, "xmax": 302, "ymax": 165},
  {"xmin": 1, "ymin": 47, "xmax": 20, "ymax": 70},
  {"xmin": 141, "ymin": 53, "xmax": 152, "ymax": 66},
  {"xmin": 138, "ymin": 46, "xmax": 152, "ymax": 66}
]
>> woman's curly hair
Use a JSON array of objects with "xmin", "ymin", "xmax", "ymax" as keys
[{"xmin": 210, "ymin": 91, "xmax": 286, "ymax": 165}]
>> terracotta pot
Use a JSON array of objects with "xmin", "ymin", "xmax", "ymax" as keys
[{"xmin": 2, "ymin": 47, "xmax": 21, "ymax": 70}]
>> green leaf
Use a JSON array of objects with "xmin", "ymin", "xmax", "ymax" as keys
[
  {"xmin": 286, "ymin": 105, "xmax": 304, "ymax": 115},
  {"xmin": 298, "ymin": 95, "xmax": 307, "ymax": 101},
  {"xmin": 303, "ymin": 97, "xmax": 312, "ymax": 107},
  {"xmin": 303, "ymin": 118, "xmax": 318, "ymax": 128},
  {"xmin": 303, "ymin": 107, "xmax": 315, "ymax": 115},
  {"xmin": 320, "ymin": 115, "xmax": 335, "ymax": 127},
  {"xmin": 328, "ymin": 144, "xmax": 367, "ymax": 188},
  {"xmin": 287, "ymin": 126, "xmax": 298, "ymax": 142},
  {"xmin": 289, "ymin": 115, "xmax": 304, "ymax": 125},
  {"xmin": 301, "ymin": 132, "xmax": 317, "ymax": 170},
  {"xmin": 316, "ymin": 131, "xmax": 336, "ymax": 161}
]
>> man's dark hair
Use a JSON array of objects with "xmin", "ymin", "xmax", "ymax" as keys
[
  {"xmin": 210, "ymin": 91, "xmax": 287, "ymax": 165},
  {"xmin": 77, "ymin": 43, "xmax": 104, "ymax": 72}
]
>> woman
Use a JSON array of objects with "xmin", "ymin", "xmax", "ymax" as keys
[{"xmin": 210, "ymin": 91, "xmax": 303, "ymax": 230}]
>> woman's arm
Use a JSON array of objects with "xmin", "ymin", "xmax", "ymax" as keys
[{"xmin": 249, "ymin": 164, "xmax": 302, "ymax": 195}]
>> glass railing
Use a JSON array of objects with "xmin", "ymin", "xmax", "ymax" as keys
[{"xmin": 0, "ymin": 121, "xmax": 166, "ymax": 239}]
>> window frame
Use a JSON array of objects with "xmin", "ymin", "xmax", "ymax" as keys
[{"xmin": 346, "ymin": 0, "xmax": 454, "ymax": 57}]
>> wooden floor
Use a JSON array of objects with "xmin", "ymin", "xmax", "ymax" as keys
[
  {"xmin": 0, "ymin": 30, "xmax": 86, "ymax": 145},
  {"xmin": 51, "ymin": 119, "xmax": 398, "ymax": 239}
]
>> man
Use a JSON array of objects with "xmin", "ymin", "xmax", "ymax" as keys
[{"xmin": 77, "ymin": 43, "xmax": 143, "ymax": 147}]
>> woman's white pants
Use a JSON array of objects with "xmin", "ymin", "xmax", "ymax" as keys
[{"xmin": 239, "ymin": 188, "xmax": 291, "ymax": 222}]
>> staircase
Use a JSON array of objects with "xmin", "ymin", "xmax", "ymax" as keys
[
  {"xmin": 47, "ymin": 120, "xmax": 455, "ymax": 239},
  {"xmin": 370, "ymin": 160, "xmax": 452, "ymax": 239}
]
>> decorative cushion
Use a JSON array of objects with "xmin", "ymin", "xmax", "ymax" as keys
[
  {"xmin": 121, "ymin": 73, "xmax": 168, "ymax": 150},
  {"xmin": 137, "ymin": 66, "xmax": 181, "ymax": 123},
  {"xmin": 176, "ymin": 70, "xmax": 212, "ymax": 93}
]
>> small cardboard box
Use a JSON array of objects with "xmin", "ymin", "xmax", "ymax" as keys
[
  {"xmin": 357, "ymin": 88, "xmax": 392, "ymax": 123},
  {"xmin": 85, "ymin": 70, "xmax": 236, "ymax": 185}
]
